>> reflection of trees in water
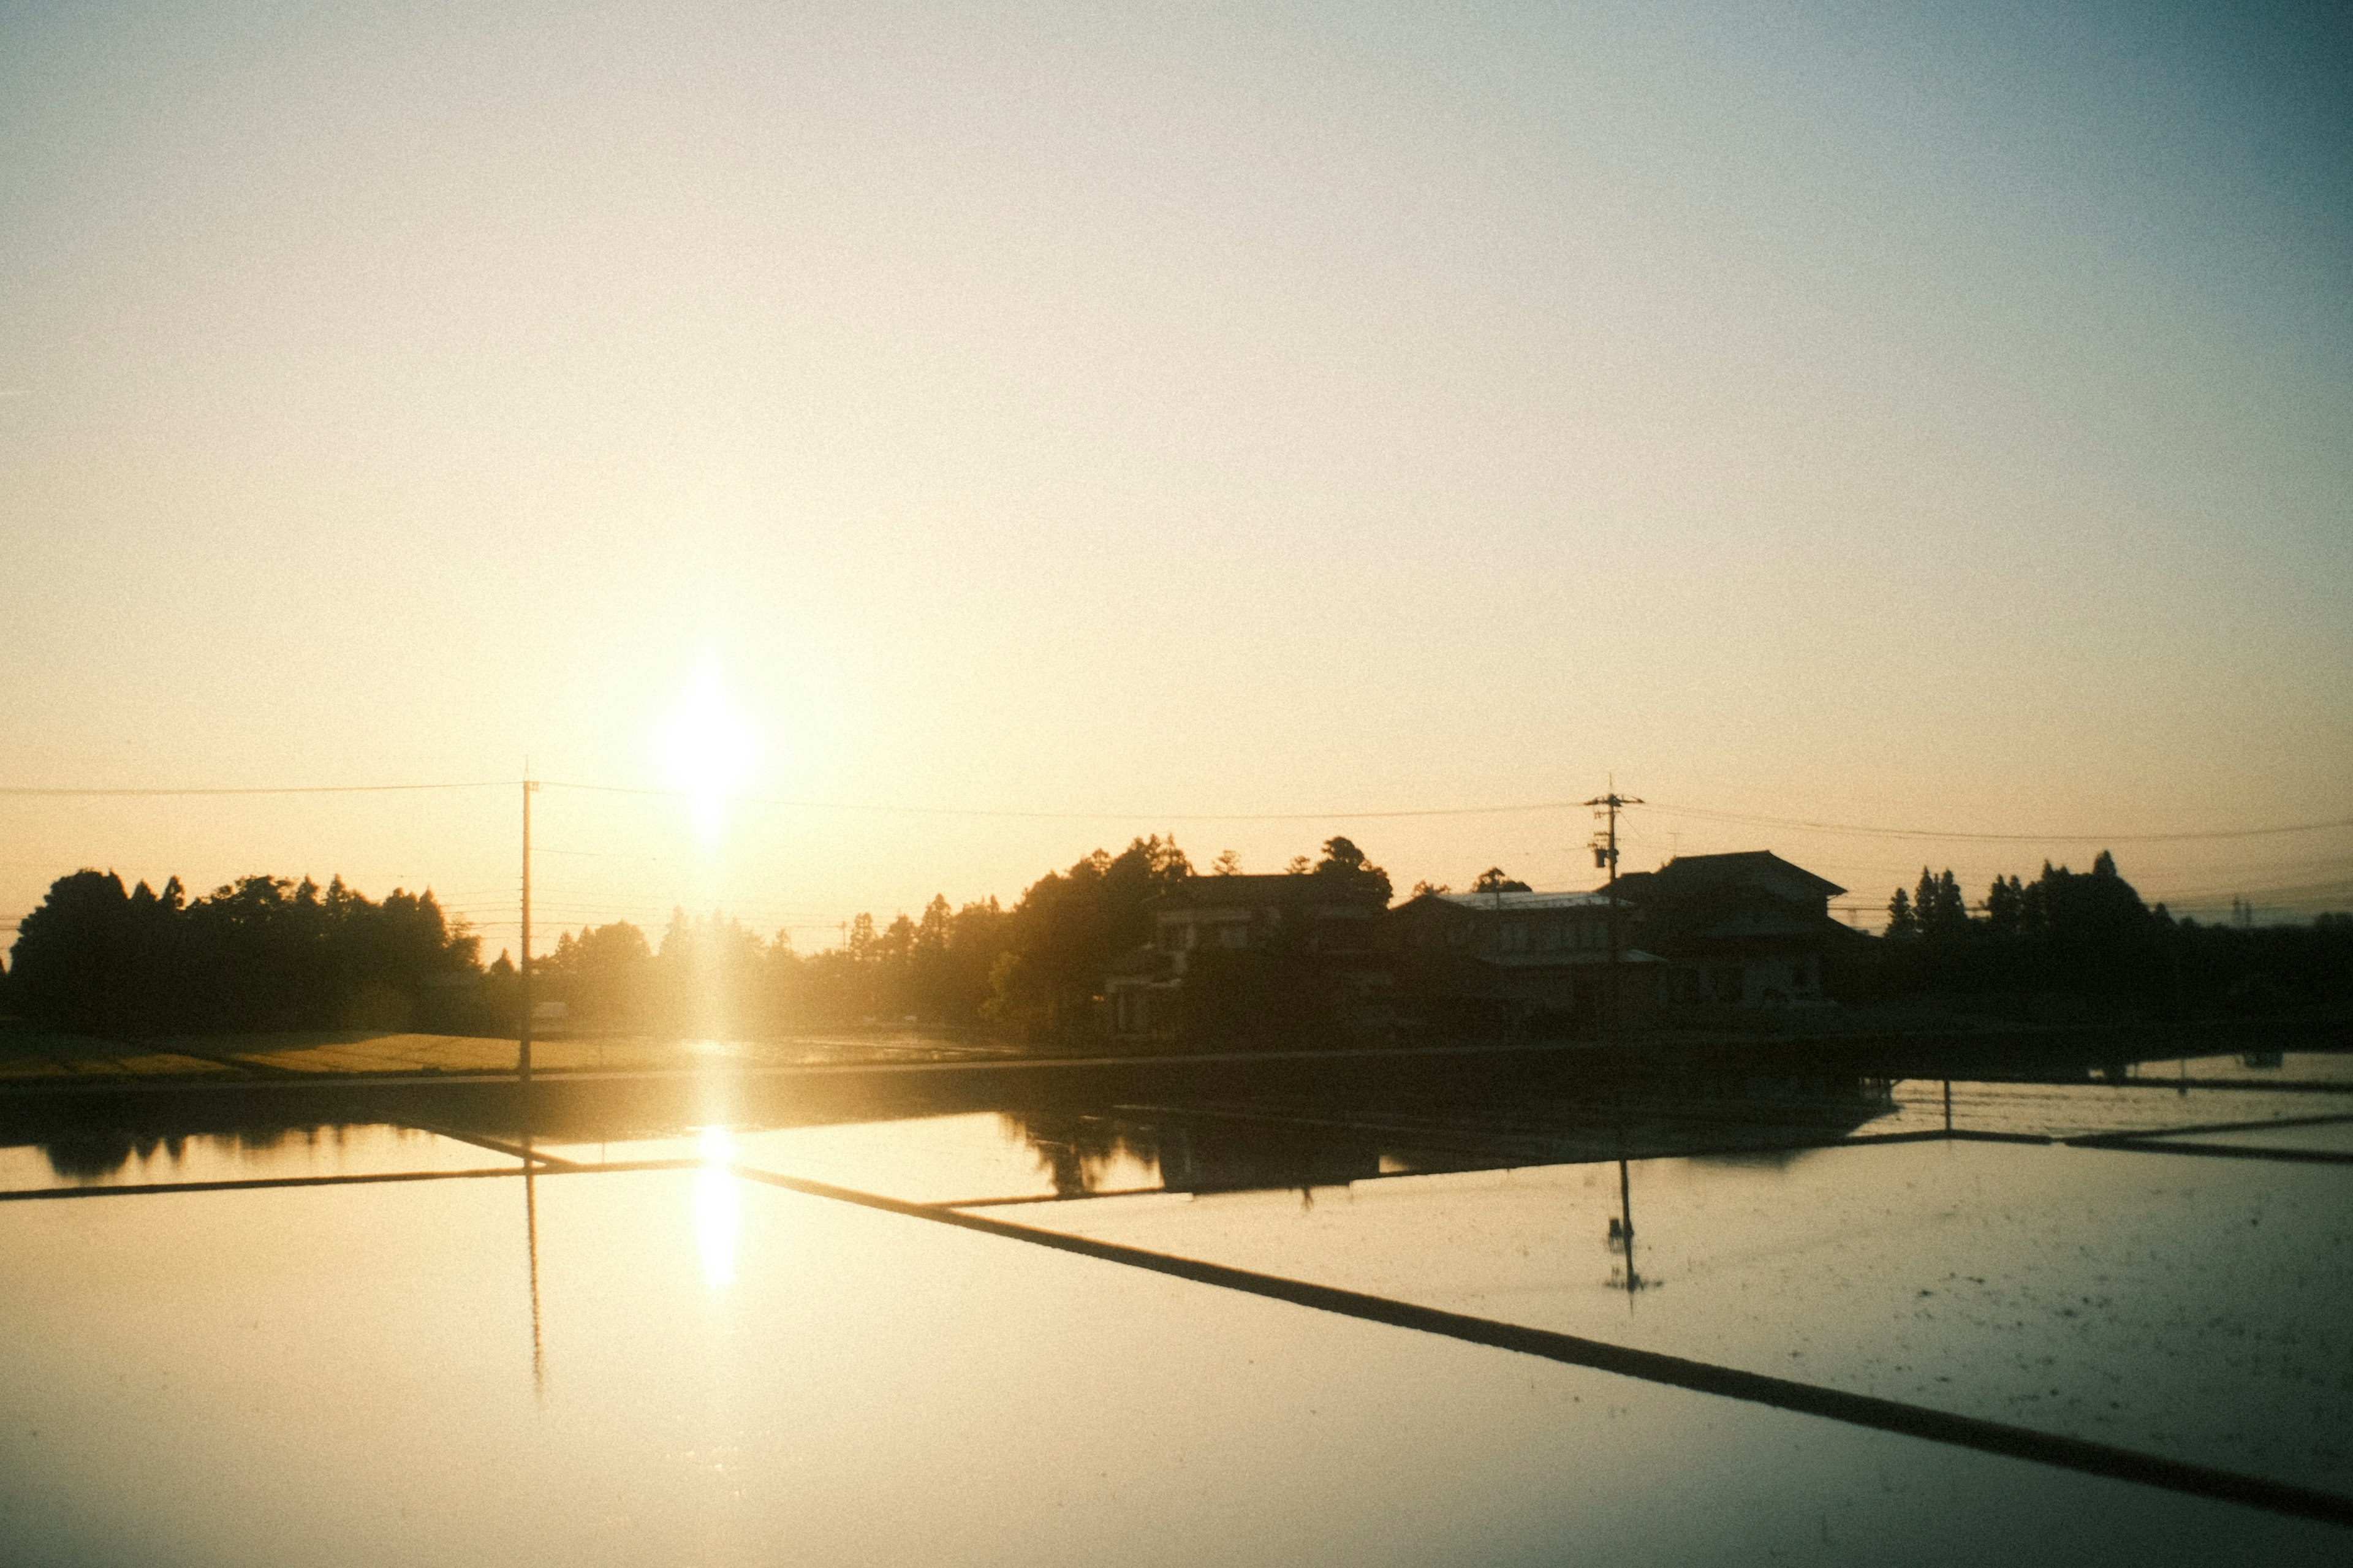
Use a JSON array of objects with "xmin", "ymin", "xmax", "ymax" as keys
[
  {"xmin": 32, "ymin": 1124, "xmax": 355, "ymax": 1182},
  {"xmin": 12, "ymin": 1066, "xmax": 1899, "ymax": 1191},
  {"xmin": 1004, "ymin": 1109, "xmax": 1392, "ymax": 1196},
  {"xmin": 1601, "ymin": 1072, "xmax": 1897, "ymax": 1155},
  {"xmin": 999, "ymin": 1070, "xmax": 1906, "ymax": 1201},
  {"xmin": 40, "ymin": 1131, "xmax": 172, "ymax": 1180},
  {"xmin": 1152, "ymin": 1119, "xmax": 1387, "ymax": 1193},
  {"xmin": 1001, "ymin": 1112, "xmax": 1162, "ymax": 1197}
]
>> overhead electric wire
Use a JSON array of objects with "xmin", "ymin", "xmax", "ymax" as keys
[
  {"xmin": 534, "ymin": 778, "xmax": 1603, "ymax": 822},
  {"xmin": 1640, "ymin": 803, "xmax": 2353, "ymax": 844},
  {"xmin": 2141, "ymin": 877, "xmax": 2353, "ymax": 906},
  {"xmin": 8, "ymin": 772, "xmax": 2348, "ymax": 844},
  {"xmin": 0, "ymin": 781, "xmax": 510, "ymax": 798},
  {"xmin": 536, "ymin": 779, "xmax": 2353, "ymax": 842}
]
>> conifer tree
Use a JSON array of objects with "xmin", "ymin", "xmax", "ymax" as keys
[{"xmin": 1933, "ymin": 869, "xmax": 1966, "ymax": 934}]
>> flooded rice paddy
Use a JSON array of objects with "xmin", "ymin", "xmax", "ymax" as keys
[{"xmin": 2, "ymin": 1044, "xmax": 2347, "ymax": 1565}]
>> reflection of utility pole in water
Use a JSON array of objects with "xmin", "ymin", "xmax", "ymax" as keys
[
  {"xmin": 517, "ymin": 771, "xmax": 544, "ymax": 1388},
  {"xmin": 1606, "ymin": 1156, "xmax": 1643, "ymax": 1298},
  {"xmin": 522, "ymin": 1126, "xmax": 545, "ymax": 1396}
]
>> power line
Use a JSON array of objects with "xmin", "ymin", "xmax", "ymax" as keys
[
  {"xmin": 1641, "ymin": 803, "xmax": 2353, "ymax": 844},
  {"xmin": 538, "ymin": 780, "xmax": 2353, "ymax": 841},
  {"xmin": 7, "ymin": 771, "xmax": 2347, "ymax": 843},
  {"xmin": 533, "ymin": 778, "xmax": 1599, "ymax": 821},
  {"xmin": 0, "ymin": 781, "xmax": 509, "ymax": 798},
  {"xmin": 2142, "ymin": 876, "xmax": 2353, "ymax": 906}
]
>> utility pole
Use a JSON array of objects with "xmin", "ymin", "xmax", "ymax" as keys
[
  {"xmin": 519, "ymin": 777, "xmax": 537, "ymax": 1085},
  {"xmin": 1585, "ymin": 782, "xmax": 1643, "ymax": 1046}
]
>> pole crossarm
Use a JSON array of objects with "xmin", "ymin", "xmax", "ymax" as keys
[{"xmin": 1582, "ymin": 788, "xmax": 1645, "ymax": 1044}]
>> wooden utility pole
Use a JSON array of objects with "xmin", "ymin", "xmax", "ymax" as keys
[
  {"xmin": 1585, "ymin": 784, "xmax": 1643, "ymax": 1044},
  {"xmin": 520, "ymin": 778, "xmax": 537, "ymax": 1085}
]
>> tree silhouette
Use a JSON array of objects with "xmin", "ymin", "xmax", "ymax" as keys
[
  {"xmin": 9, "ymin": 868, "xmax": 476, "ymax": 1033},
  {"xmin": 1313, "ymin": 836, "xmax": 1392, "ymax": 902}
]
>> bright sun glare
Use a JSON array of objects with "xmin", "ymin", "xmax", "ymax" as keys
[
  {"xmin": 693, "ymin": 1127, "xmax": 740, "ymax": 1290},
  {"xmin": 655, "ymin": 655, "xmax": 761, "ymax": 842}
]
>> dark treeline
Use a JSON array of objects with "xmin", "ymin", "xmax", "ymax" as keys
[
  {"xmin": 13, "ymin": 842, "xmax": 2340, "ymax": 1040},
  {"xmin": 4, "ymin": 870, "xmax": 480, "ymax": 1033},
  {"xmin": 521, "ymin": 834, "xmax": 1391, "ymax": 1040},
  {"xmin": 507, "ymin": 833, "xmax": 1199, "ymax": 1038},
  {"xmin": 1871, "ymin": 852, "xmax": 2353, "ymax": 1010},
  {"xmin": 3, "ymin": 835, "xmax": 1374, "ymax": 1040}
]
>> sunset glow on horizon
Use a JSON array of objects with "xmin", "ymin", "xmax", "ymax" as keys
[
  {"xmin": 0, "ymin": 1, "xmax": 2345, "ymax": 942},
  {"xmin": 7, "ymin": 12, "xmax": 2351, "ymax": 1561}
]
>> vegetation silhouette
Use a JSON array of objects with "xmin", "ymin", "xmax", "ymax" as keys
[
  {"xmin": 6, "ymin": 839, "xmax": 2343, "ymax": 1042},
  {"xmin": 2, "ymin": 835, "xmax": 1346, "ymax": 1043},
  {"xmin": 1871, "ymin": 853, "xmax": 2352, "ymax": 1012},
  {"xmin": 6, "ymin": 870, "xmax": 477, "ymax": 1034}
]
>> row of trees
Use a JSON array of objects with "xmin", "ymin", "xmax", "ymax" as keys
[
  {"xmin": 15, "ymin": 839, "xmax": 2332, "ymax": 1035},
  {"xmin": 504, "ymin": 895, "xmax": 1021, "ymax": 1038},
  {"xmin": 506, "ymin": 833, "xmax": 1201, "ymax": 1037},
  {"xmin": 520, "ymin": 834, "xmax": 1390, "ymax": 1039},
  {"xmin": 4, "ymin": 870, "xmax": 480, "ymax": 1034},
  {"xmin": 1875, "ymin": 852, "xmax": 2353, "ymax": 1007},
  {"xmin": 4, "ymin": 835, "xmax": 1389, "ymax": 1040},
  {"xmin": 1886, "ymin": 852, "xmax": 2151, "ymax": 949}
]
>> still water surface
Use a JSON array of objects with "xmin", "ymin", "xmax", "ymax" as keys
[
  {"xmin": 1018, "ymin": 1140, "xmax": 2353, "ymax": 1494},
  {"xmin": 3, "ymin": 1165, "xmax": 2343, "ymax": 1566},
  {"xmin": 541, "ymin": 1110, "xmax": 1156, "ymax": 1203},
  {"xmin": 3, "ymin": 1056, "xmax": 2347, "ymax": 1564}
]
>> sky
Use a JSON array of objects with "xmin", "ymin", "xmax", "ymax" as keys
[{"xmin": 2, "ymin": 0, "xmax": 2349, "ymax": 952}]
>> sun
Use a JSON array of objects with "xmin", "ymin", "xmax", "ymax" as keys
[{"xmin": 655, "ymin": 654, "xmax": 762, "ymax": 841}]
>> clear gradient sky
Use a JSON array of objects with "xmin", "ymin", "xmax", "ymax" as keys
[{"xmin": 3, "ymin": 0, "xmax": 2349, "ymax": 952}]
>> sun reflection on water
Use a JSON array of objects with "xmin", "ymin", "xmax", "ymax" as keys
[{"xmin": 693, "ymin": 1127, "xmax": 740, "ymax": 1290}]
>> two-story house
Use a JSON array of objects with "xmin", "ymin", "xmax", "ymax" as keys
[
  {"xmin": 1609, "ymin": 850, "xmax": 1855, "ymax": 1007},
  {"xmin": 1381, "ymin": 887, "xmax": 1665, "ymax": 1032},
  {"xmin": 1104, "ymin": 873, "xmax": 1389, "ymax": 1042}
]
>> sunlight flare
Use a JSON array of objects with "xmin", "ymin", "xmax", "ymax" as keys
[{"xmin": 655, "ymin": 654, "xmax": 761, "ymax": 843}]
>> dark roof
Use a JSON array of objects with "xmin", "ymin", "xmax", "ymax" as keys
[
  {"xmin": 1480, "ymin": 949, "xmax": 1665, "ymax": 969},
  {"xmin": 1631, "ymin": 850, "xmax": 1844, "ymax": 900},
  {"xmin": 1152, "ymin": 873, "xmax": 1387, "ymax": 911}
]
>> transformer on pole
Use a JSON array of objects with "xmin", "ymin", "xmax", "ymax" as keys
[{"xmin": 1583, "ymin": 782, "xmax": 1643, "ymax": 1044}]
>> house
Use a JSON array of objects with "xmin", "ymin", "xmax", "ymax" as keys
[
  {"xmin": 1608, "ymin": 850, "xmax": 1853, "ymax": 1007},
  {"xmin": 1104, "ymin": 873, "xmax": 1390, "ymax": 1042},
  {"xmin": 1381, "ymin": 887, "xmax": 1665, "ymax": 1032}
]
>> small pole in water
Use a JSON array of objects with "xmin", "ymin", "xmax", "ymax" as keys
[
  {"xmin": 1943, "ymin": 1079, "xmax": 1953, "ymax": 1135},
  {"xmin": 1616, "ymin": 1155, "xmax": 1637, "ymax": 1297}
]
